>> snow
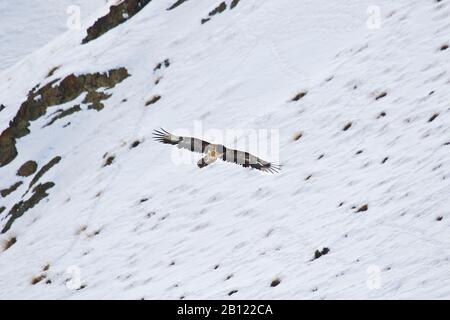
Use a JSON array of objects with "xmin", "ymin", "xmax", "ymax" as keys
[
  {"xmin": 0, "ymin": 0, "xmax": 107, "ymax": 73},
  {"xmin": 0, "ymin": 0, "xmax": 449, "ymax": 299}
]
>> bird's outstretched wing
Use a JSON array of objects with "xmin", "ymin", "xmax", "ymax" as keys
[
  {"xmin": 153, "ymin": 128, "xmax": 281, "ymax": 173},
  {"xmin": 220, "ymin": 146, "xmax": 281, "ymax": 174},
  {"xmin": 153, "ymin": 128, "xmax": 210, "ymax": 154}
]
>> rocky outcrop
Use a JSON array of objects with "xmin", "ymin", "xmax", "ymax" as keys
[
  {"xmin": 1, "ymin": 181, "xmax": 23, "ymax": 198},
  {"xmin": 230, "ymin": 0, "xmax": 241, "ymax": 9},
  {"xmin": 17, "ymin": 160, "xmax": 38, "ymax": 177},
  {"xmin": 145, "ymin": 95, "xmax": 161, "ymax": 106},
  {"xmin": 44, "ymin": 105, "xmax": 81, "ymax": 127},
  {"xmin": 200, "ymin": 1, "xmax": 242, "ymax": 24},
  {"xmin": 201, "ymin": 2, "xmax": 227, "ymax": 24},
  {"xmin": 82, "ymin": 0, "xmax": 153, "ymax": 44},
  {"xmin": 167, "ymin": 0, "xmax": 189, "ymax": 11},
  {"xmin": 28, "ymin": 156, "xmax": 61, "ymax": 190},
  {"xmin": 2, "ymin": 182, "xmax": 55, "ymax": 233},
  {"xmin": 0, "ymin": 68, "xmax": 130, "ymax": 167}
]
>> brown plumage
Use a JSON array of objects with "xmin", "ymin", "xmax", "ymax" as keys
[{"xmin": 153, "ymin": 128, "xmax": 280, "ymax": 173}]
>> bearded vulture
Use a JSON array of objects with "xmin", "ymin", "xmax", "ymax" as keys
[{"xmin": 153, "ymin": 128, "xmax": 280, "ymax": 173}]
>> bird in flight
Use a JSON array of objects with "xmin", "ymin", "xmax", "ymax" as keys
[{"xmin": 153, "ymin": 128, "xmax": 280, "ymax": 173}]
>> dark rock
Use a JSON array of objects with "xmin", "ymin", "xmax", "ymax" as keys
[
  {"xmin": 1, "ymin": 181, "xmax": 23, "ymax": 198},
  {"xmin": 2, "ymin": 236, "xmax": 16, "ymax": 251},
  {"xmin": 2, "ymin": 182, "xmax": 55, "ymax": 233},
  {"xmin": 230, "ymin": 0, "xmax": 241, "ymax": 9},
  {"xmin": 0, "ymin": 68, "xmax": 129, "ymax": 167},
  {"xmin": 375, "ymin": 92, "xmax": 387, "ymax": 100},
  {"xmin": 29, "ymin": 156, "xmax": 61, "ymax": 189},
  {"xmin": 44, "ymin": 105, "xmax": 82, "ymax": 127},
  {"xmin": 270, "ymin": 278, "xmax": 281, "ymax": 287},
  {"xmin": 377, "ymin": 111, "xmax": 386, "ymax": 119},
  {"xmin": 104, "ymin": 155, "xmax": 115, "ymax": 167},
  {"xmin": 291, "ymin": 91, "xmax": 307, "ymax": 101},
  {"xmin": 201, "ymin": 2, "xmax": 227, "ymax": 23},
  {"xmin": 428, "ymin": 113, "xmax": 439, "ymax": 122},
  {"xmin": 31, "ymin": 274, "xmax": 46, "ymax": 285},
  {"xmin": 130, "ymin": 140, "xmax": 141, "ymax": 148},
  {"xmin": 0, "ymin": 129, "xmax": 18, "ymax": 166},
  {"xmin": 145, "ymin": 95, "xmax": 161, "ymax": 106},
  {"xmin": 153, "ymin": 59, "xmax": 170, "ymax": 72},
  {"xmin": 85, "ymin": 91, "xmax": 112, "ymax": 111},
  {"xmin": 46, "ymin": 66, "xmax": 60, "ymax": 78},
  {"xmin": 356, "ymin": 204, "xmax": 368, "ymax": 212},
  {"xmin": 209, "ymin": 2, "xmax": 227, "ymax": 16},
  {"xmin": 167, "ymin": 0, "xmax": 189, "ymax": 11},
  {"xmin": 343, "ymin": 122, "xmax": 352, "ymax": 131},
  {"xmin": 313, "ymin": 247, "xmax": 330, "ymax": 260},
  {"xmin": 17, "ymin": 160, "xmax": 38, "ymax": 177},
  {"xmin": 228, "ymin": 289, "xmax": 238, "ymax": 296},
  {"xmin": 82, "ymin": 0, "xmax": 153, "ymax": 44}
]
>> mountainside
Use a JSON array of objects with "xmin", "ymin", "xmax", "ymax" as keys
[
  {"xmin": 0, "ymin": 0, "xmax": 449, "ymax": 299},
  {"xmin": 0, "ymin": 0, "xmax": 106, "ymax": 72}
]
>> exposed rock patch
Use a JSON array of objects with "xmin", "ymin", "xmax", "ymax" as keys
[
  {"xmin": 2, "ymin": 236, "xmax": 17, "ymax": 251},
  {"xmin": 103, "ymin": 155, "xmax": 115, "ymax": 167},
  {"xmin": 377, "ymin": 111, "xmax": 386, "ymax": 119},
  {"xmin": 270, "ymin": 278, "xmax": 281, "ymax": 287},
  {"xmin": 17, "ymin": 160, "xmax": 38, "ymax": 177},
  {"xmin": 428, "ymin": 113, "xmax": 439, "ymax": 123},
  {"xmin": 29, "ymin": 156, "xmax": 61, "ymax": 190},
  {"xmin": 1, "ymin": 181, "xmax": 23, "ymax": 198},
  {"xmin": 152, "ymin": 59, "xmax": 170, "ymax": 85},
  {"xmin": 200, "ymin": 0, "xmax": 242, "ymax": 23},
  {"xmin": 46, "ymin": 66, "xmax": 60, "ymax": 78},
  {"xmin": 130, "ymin": 140, "xmax": 141, "ymax": 148},
  {"xmin": 82, "ymin": 0, "xmax": 153, "ymax": 44},
  {"xmin": 343, "ymin": 122, "xmax": 352, "ymax": 131},
  {"xmin": 375, "ymin": 91, "xmax": 387, "ymax": 100},
  {"xmin": 145, "ymin": 95, "xmax": 161, "ymax": 106},
  {"xmin": 44, "ymin": 105, "xmax": 82, "ymax": 127},
  {"xmin": 31, "ymin": 274, "xmax": 46, "ymax": 285},
  {"xmin": 228, "ymin": 289, "xmax": 238, "ymax": 296},
  {"xmin": 84, "ymin": 91, "xmax": 112, "ymax": 111},
  {"xmin": 201, "ymin": 2, "xmax": 227, "ymax": 24},
  {"xmin": 293, "ymin": 132, "xmax": 303, "ymax": 141},
  {"xmin": 230, "ymin": 0, "xmax": 242, "ymax": 9},
  {"xmin": 153, "ymin": 59, "xmax": 170, "ymax": 72},
  {"xmin": 356, "ymin": 204, "xmax": 368, "ymax": 212},
  {"xmin": 2, "ymin": 182, "xmax": 55, "ymax": 233},
  {"xmin": 313, "ymin": 247, "xmax": 330, "ymax": 260},
  {"xmin": 0, "ymin": 68, "xmax": 129, "ymax": 167},
  {"xmin": 291, "ymin": 91, "xmax": 307, "ymax": 101},
  {"xmin": 167, "ymin": 0, "xmax": 189, "ymax": 11}
]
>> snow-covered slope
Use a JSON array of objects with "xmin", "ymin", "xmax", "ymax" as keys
[
  {"xmin": 0, "ymin": 0, "xmax": 107, "ymax": 72},
  {"xmin": 0, "ymin": 0, "xmax": 449, "ymax": 299}
]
